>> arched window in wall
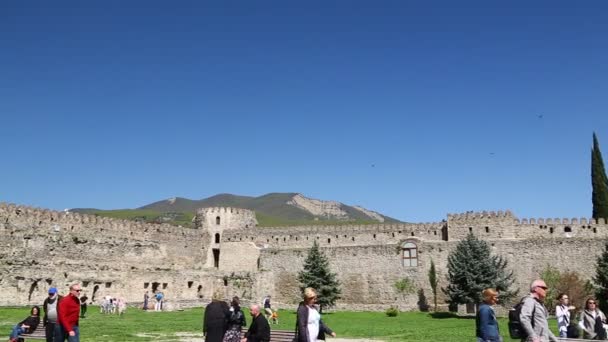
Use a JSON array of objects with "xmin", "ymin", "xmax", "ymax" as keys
[
  {"xmin": 215, "ymin": 233, "xmax": 220, "ymax": 244},
  {"xmin": 216, "ymin": 216, "xmax": 221, "ymax": 225},
  {"xmin": 401, "ymin": 241, "xmax": 418, "ymax": 267}
]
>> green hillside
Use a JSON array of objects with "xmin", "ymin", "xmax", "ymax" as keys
[{"xmin": 72, "ymin": 193, "xmax": 402, "ymax": 228}]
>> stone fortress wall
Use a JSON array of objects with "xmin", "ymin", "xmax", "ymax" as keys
[{"xmin": 1, "ymin": 202, "xmax": 607, "ymax": 311}]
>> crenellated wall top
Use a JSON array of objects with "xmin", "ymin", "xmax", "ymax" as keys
[
  {"xmin": 0, "ymin": 201, "xmax": 200, "ymax": 236},
  {"xmin": 447, "ymin": 210, "xmax": 515, "ymax": 222},
  {"xmin": 516, "ymin": 217, "xmax": 608, "ymax": 225}
]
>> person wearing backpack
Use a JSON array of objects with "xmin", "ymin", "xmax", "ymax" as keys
[
  {"xmin": 519, "ymin": 279, "xmax": 558, "ymax": 342},
  {"xmin": 476, "ymin": 288, "xmax": 502, "ymax": 342}
]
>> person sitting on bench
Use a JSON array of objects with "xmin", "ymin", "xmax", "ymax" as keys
[{"xmin": 9, "ymin": 306, "xmax": 40, "ymax": 342}]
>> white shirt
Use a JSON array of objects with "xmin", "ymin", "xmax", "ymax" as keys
[
  {"xmin": 306, "ymin": 306, "xmax": 321, "ymax": 342},
  {"xmin": 555, "ymin": 304, "xmax": 570, "ymax": 333}
]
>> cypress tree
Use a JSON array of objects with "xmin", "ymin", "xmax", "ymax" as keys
[
  {"xmin": 592, "ymin": 132, "xmax": 608, "ymax": 220},
  {"xmin": 429, "ymin": 259, "xmax": 438, "ymax": 311},
  {"xmin": 594, "ymin": 241, "xmax": 608, "ymax": 313},
  {"xmin": 443, "ymin": 233, "xmax": 517, "ymax": 308},
  {"xmin": 297, "ymin": 241, "xmax": 341, "ymax": 312}
]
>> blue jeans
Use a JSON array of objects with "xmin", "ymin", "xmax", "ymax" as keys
[
  {"xmin": 54, "ymin": 324, "xmax": 80, "ymax": 342},
  {"xmin": 10, "ymin": 325, "xmax": 26, "ymax": 339}
]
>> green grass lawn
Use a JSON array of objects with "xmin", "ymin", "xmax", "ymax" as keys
[{"xmin": 0, "ymin": 306, "xmax": 559, "ymax": 341}]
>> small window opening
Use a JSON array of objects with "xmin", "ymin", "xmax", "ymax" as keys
[
  {"xmin": 216, "ymin": 216, "xmax": 221, "ymax": 225},
  {"xmin": 105, "ymin": 282, "xmax": 112, "ymax": 288},
  {"xmin": 468, "ymin": 227, "xmax": 472, "ymax": 233},
  {"xmin": 549, "ymin": 227, "xmax": 554, "ymax": 234},
  {"xmin": 188, "ymin": 281, "xmax": 193, "ymax": 288},
  {"xmin": 564, "ymin": 226, "xmax": 572, "ymax": 233},
  {"xmin": 162, "ymin": 283, "xmax": 167, "ymax": 289},
  {"xmin": 328, "ymin": 238, "xmax": 331, "ymax": 244},
  {"xmin": 215, "ymin": 233, "xmax": 220, "ymax": 244},
  {"xmin": 485, "ymin": 226, "xmax": 489, "ymax": 233},
  {"xmin": 144, "ymin": 282, "xmax": 149, "ymax": 289}
]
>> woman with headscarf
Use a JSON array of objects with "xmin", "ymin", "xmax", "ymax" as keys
[
  {"xmin": 204, "ymin": 290, "xmax": 230, "ymax": 342},
  {"xmin": 296, "ymin": 288, "xmax": 336, "ymax": 342}
]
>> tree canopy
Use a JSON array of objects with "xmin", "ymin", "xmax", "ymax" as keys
[
  {"xmin": 592, "ymin": 132, "xmax": 608, "ymax": 220},
  {"xmin": 297, "ymin": 241, "xmax": 341, "ymax": 312},
  {"xmin": 443, "ymin": 233, "xmax": 517, "ymax": 307}
]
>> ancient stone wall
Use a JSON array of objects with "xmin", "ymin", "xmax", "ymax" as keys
[{"xmin": 2, "ymin": 202, "xmax": 608, "ymax": 311}]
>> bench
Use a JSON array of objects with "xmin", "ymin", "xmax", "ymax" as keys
[
  {"xmin": 17, "ymin": 325, "xmax": 45, "ymax": 340},
  {"xmin": 241, "ymin": 328, "xmax": 296, "ymax": 342}
]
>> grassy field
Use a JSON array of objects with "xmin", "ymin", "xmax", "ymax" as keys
[{"xmin": 0, "ymin": 306, "xmax": 558, "ymax": 341}]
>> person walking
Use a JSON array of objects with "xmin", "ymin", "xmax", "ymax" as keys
[
  {"xmin": 43, "ymin": 287, "xmax": 62, "ymax": 342},
  {"xmin": 519, "ymin": 279, "xmax": 557, "ymax": 342},
  {"xmin": 143, "ymin": 291, "xmax": 149, "ymax": 311},
  {"xmin": 295, "ymin": 288, "xmax": 336, "ymax": 342},
  {"xmin": 578, "ymin": 297, "xmax": 607, "ymax": 340},
  {"xmin": 555, "ymin": 293, "xmax": 575, "ymax": 338},
  {"xmin": 79, "ymin": 293, "xmax": 88, "ymax": 318},
  {"xmin": 203, "ymin": 292, "xmax": 230, "ymax": 342},
  {"xmin": 241, "ymin": 304, "xmax": 270, "ymax": 342},
  {"xmin": 476, "ymin": 288, "xmax": 502, "ymax": 342},
  {"xmin": 55, "ymin": 283, "xmax": 82, "ymax": 342},
  {"xmin": 223, "ymin": 296, "xmax": 246, "ymax": 342}
]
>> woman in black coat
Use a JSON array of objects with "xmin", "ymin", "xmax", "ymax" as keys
[
  {"xmin": 204, "ymin": 297, "xmax": 230, "ymax": 342},
  {"xmin": 296, "ymin": 288, "xmax": 336, "ymax": 342}
]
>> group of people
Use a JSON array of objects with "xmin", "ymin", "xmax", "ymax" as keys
[
  {"xmin": 8, "ymin": 283, "xmax": 83, "ymax": 342},
  {"xmin": 99, "ymin": 295, "xmax": 127, "ymax": 315},
  {"xmin": 142, "ymin": 290, "xmax": 164, "ymax": 311},
  {"xmin": 476, "ymin": 278, "xmax": 608, "ymax": 342},
  {"xmin": 203, "ymin": 287, "xmax": 337, "ymax": 342}
]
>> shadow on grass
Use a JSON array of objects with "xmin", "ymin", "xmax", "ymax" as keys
[{"xmin": 429, "ymin": 312, "xmax": 475, "ymax": 319}]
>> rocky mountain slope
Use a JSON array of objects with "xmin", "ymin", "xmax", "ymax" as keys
[{"xmin": 72, "ymin": 192, "xmax": 401, "ymax": 227}]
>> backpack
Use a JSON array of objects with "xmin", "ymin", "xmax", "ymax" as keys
[{"xmin": 508, "ymin": 298, "xmax": 535, "ymax": 339}]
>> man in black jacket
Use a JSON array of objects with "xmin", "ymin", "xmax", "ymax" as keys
[
  {"xmin": 42, "ymin": 287, "xmax": 62, "ymax": 342},
  {"xmin": 242, "ymin": 304, "xmax": 270, "ymax": 342}
]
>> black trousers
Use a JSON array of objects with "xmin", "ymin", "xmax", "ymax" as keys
[{"xmin": 45, "ymin": 322, "xmax": 56, "ymax": 342}]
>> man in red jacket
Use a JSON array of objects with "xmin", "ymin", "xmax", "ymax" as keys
[{"xmin": 55, "ymin": 283, "xmax": 81, "ymax": 342}]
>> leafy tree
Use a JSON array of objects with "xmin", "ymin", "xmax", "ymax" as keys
[
  {"xmin": 297, "ymin": 241, "xmax": 341, "ymax": 312},
  {"xmin": 443, "ymin": 233, "xmax": 517, "ymax": 309},
  {"xmin": 594, "ymin": 241, "xmax": 608, "ymax": 313},
  {"xmin": 540, "ymin": 265, "xmax": 561, "ymax": 311},
  {"xmin": 429, "ymin": 259, "xmax": 438, "ymax": 311},
  {"xmin": 592, "ymin": 132, "xmax": 608, "ymax": 220}
]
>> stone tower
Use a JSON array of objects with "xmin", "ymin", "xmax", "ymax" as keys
[{"xmin": 194, "ymin": 207, "xmax": 257, "ymax": 269}]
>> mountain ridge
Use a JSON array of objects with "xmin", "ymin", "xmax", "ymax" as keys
[{"xmin": 72, "ymin": 192, "xmax": 402, "ymax": 227}]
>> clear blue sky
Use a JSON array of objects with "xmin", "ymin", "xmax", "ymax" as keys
[{"xmin": 1, "ymin": 1, "xmax": 607, "ymax": 223}]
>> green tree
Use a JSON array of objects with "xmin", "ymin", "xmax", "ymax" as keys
[
  {"xmin": 297, "ymin": 241, "xmax": 341, "ymax": 312},
  {"xmin": 443, "ymin": 233, "xmax": 517, "ymax": 309},
  {"xmin": 594, "ymin": 241, "xmax": 608, "ymax": 313},
  {"xmin": 592, "ymin": 132, "xmax": 608, "ymax": 220},
  {"xmin": 429, "ymin": 259, "xmax": 438, "ymax": 311}
]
